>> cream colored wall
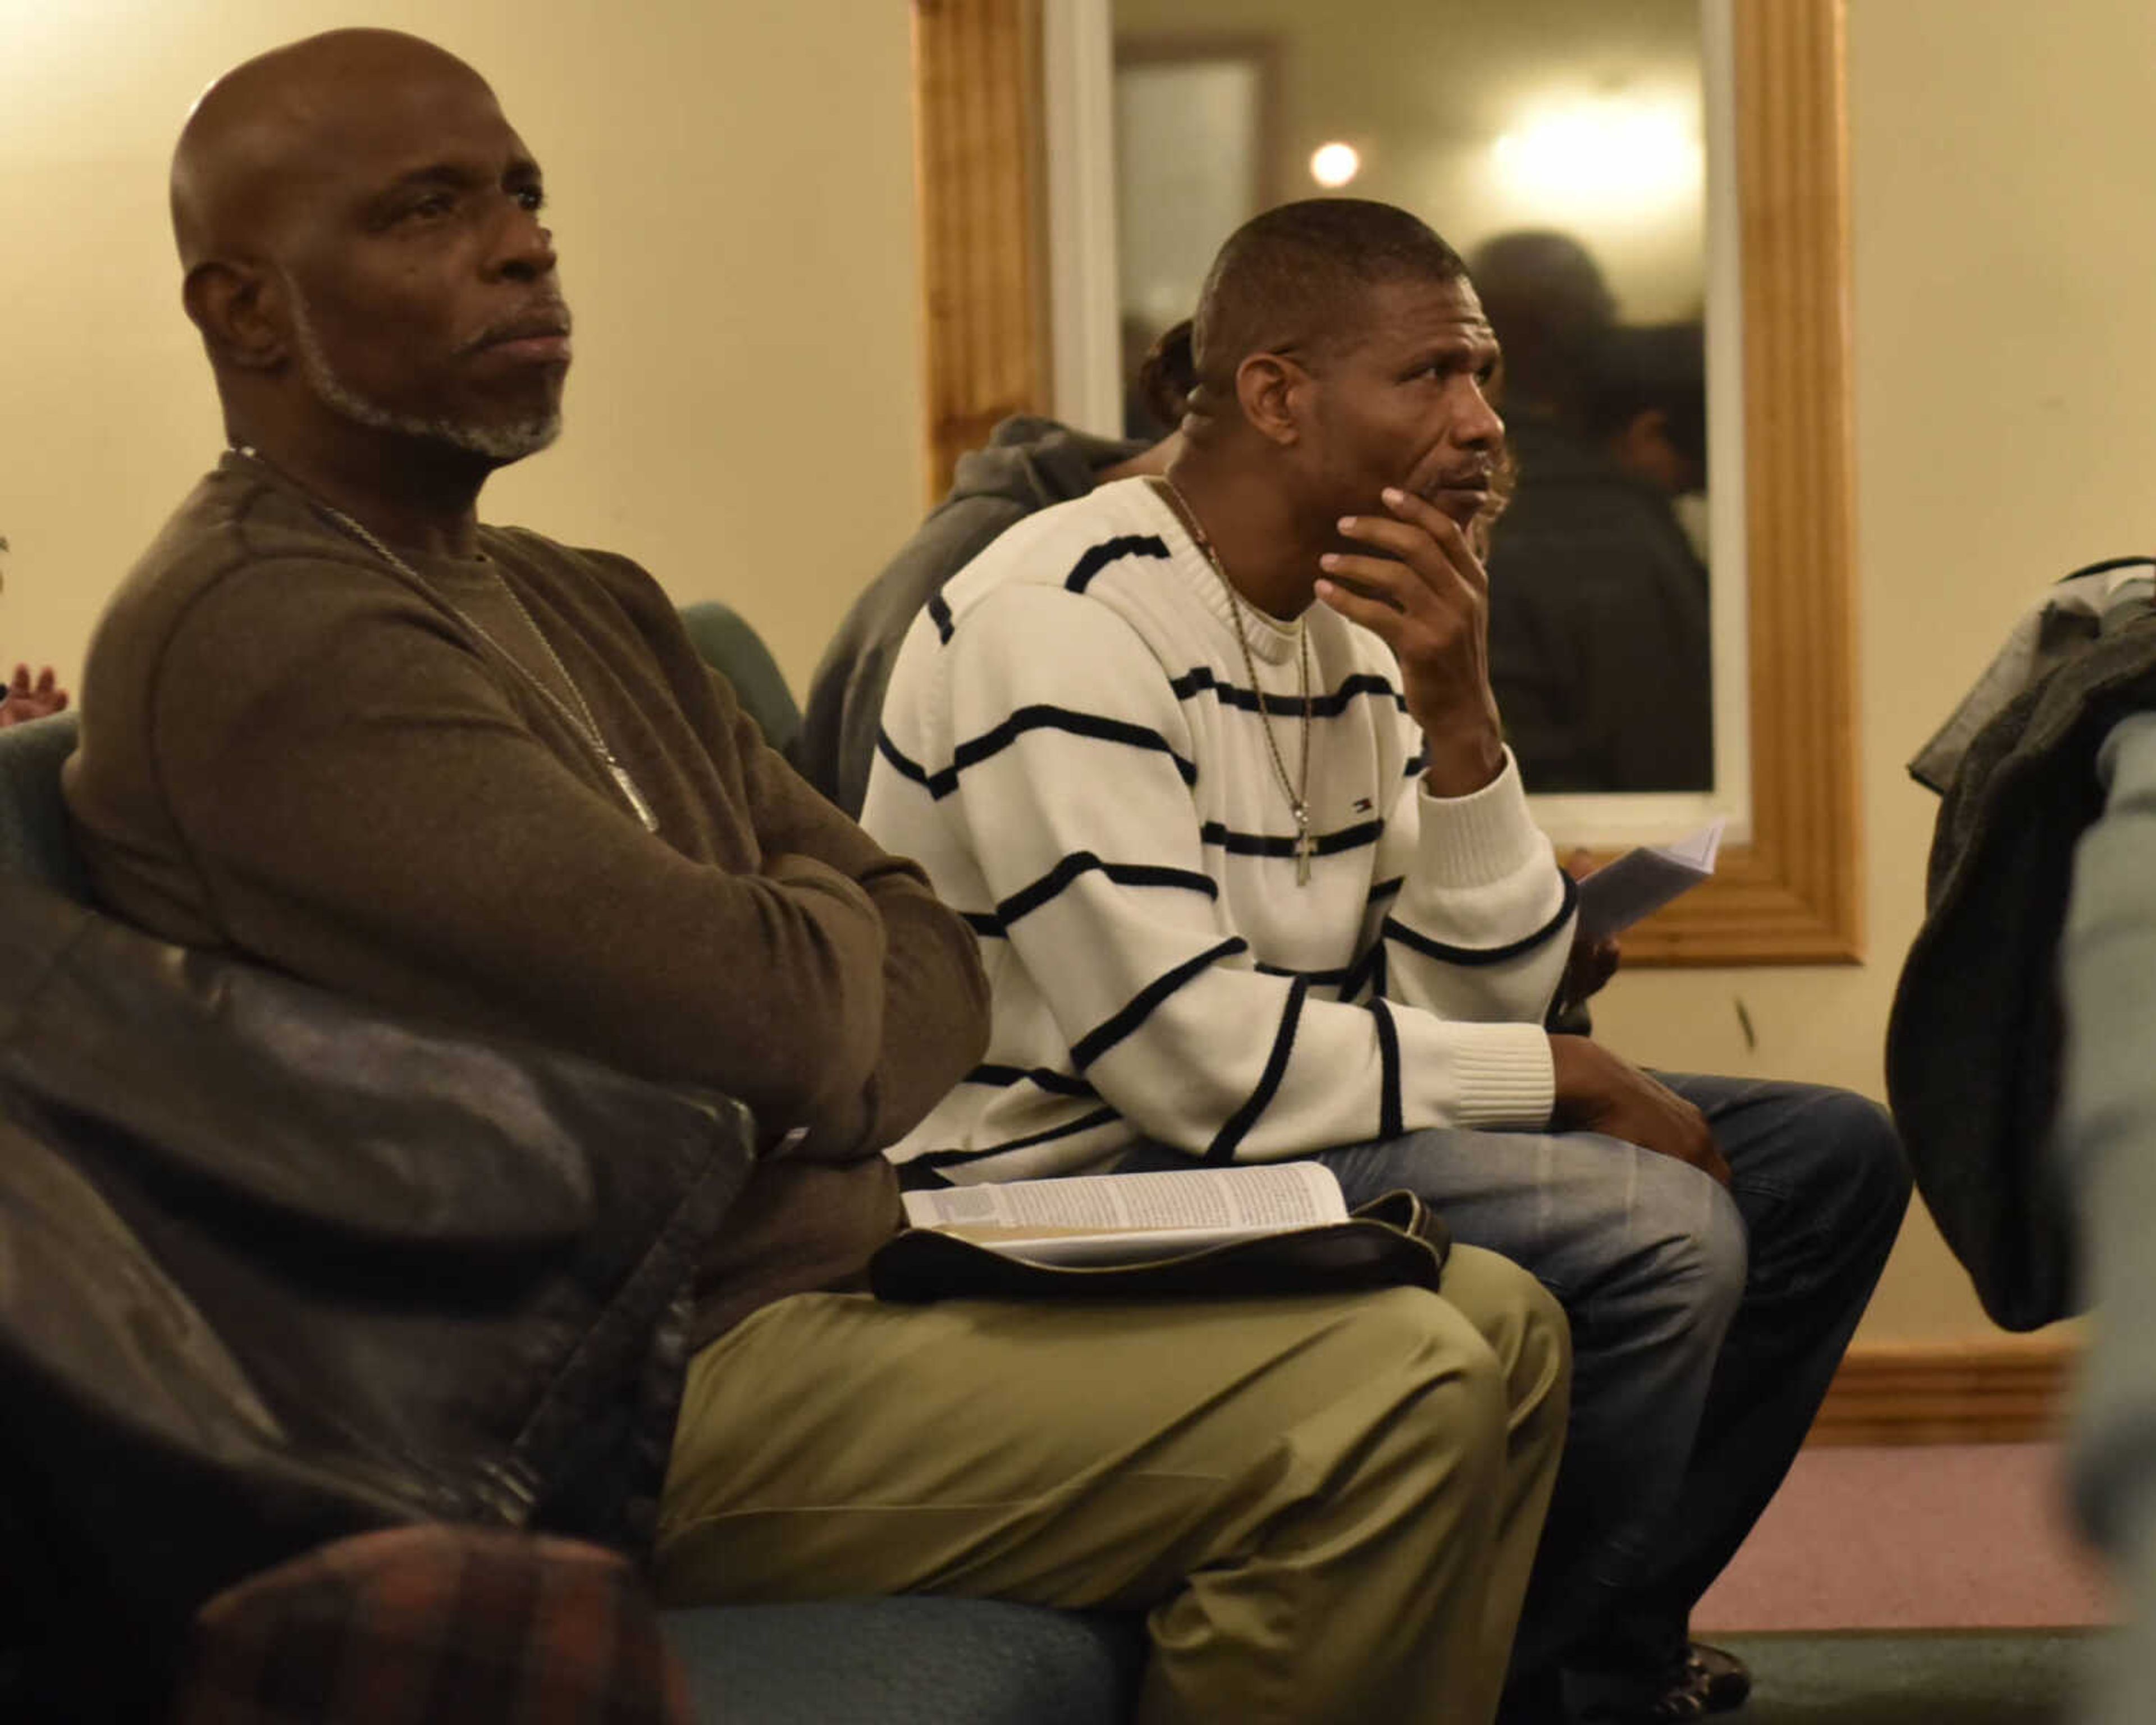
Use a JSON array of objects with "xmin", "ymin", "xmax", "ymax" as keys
[
  {"xmin": 1593, "ymin": 0, "xmax": 2156, "ymax": 1344},
  {"xmin": 0, "ymin": 0, "xmax": 922, "ymax": 694}
]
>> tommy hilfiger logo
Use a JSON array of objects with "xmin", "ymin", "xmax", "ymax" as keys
[{"xmin": 1353, "ymin": 797, "xmax": 1374, "ymax": 813}]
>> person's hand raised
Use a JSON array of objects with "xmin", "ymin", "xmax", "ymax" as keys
[{"xmin": 1316, "ymin": 486, "xmax": 1504, "ymax": 797}]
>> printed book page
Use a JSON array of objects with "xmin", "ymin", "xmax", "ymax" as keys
[
  {"xmin": 901, "ymin": 1162, "xmax": 1349, "ymax": 1267},
  {"xmin": 1574, "ymin": 818, "xmax": 1726, "ymax": 941}
]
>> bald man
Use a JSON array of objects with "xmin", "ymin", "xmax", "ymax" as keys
[
  {"xmin": 63, "ymin": 32, "xmax": 1569, "ymax": 1725},
  {"xmin": 864, "ymin": 199, "xmax": 1911, "ymax": 1724}
]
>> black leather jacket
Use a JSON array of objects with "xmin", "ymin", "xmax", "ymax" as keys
[{"xmin": 0, "ymin": 884, "xmax": 752, "ymax": 1718}]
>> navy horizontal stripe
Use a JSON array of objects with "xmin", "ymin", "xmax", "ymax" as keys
[
  {"xmin": 1367, "ymin": 876, "xmax": 1404, "ymax": 907},
  {"xmin": 998, "ymin": 852, "xmax": 1219, "ymax": 927},
  {"xmin": 1208, "ymin": 976, "xmax": 1309, "ymax": 1163},
  {"xmin": 1199, "ymin": 818, "xmax": 1386, "ymax": 859},
  {"xmin": 874, "ymin": 728, "xmax": 933, "ymax": 790},
  {"xmin": 888, "ymin": 707, "xmax": 1198, "ymax": 802},
  {"xmin": 1255, "ymin": 958, "xmax": 1357, "ymax": 989},
  {"xmin": 965, "ymin": 1063, "xmax": 1097, "ymax": 1099},
  {"xmin": 1169, "ymin": 666, "xmax": 1408, "ymax": 719},
  {"xmin": 926, "ymin": 590, "xmax": 955, "ymax": 644},
  {"xmin": 1071, "ymin": 937, "xmax": 1247, "ymax": 1070},
  {"xmin": 961, "ymin": 910, "xmax": 1004, "ymax": 938},
  {"xmin": 913, "ymin": 1106, "xmax": 1124, "ymax": 1170},
  {"xmin": 1403, "ymin": 751, "xmax": 1427, "ymax": 778},
  {"xmin": 1067, "ymin": 534, "xmax": 1171, "ymax": 594},
  {"xmin": 2060, "ymin": 555, "xmax": 2156, "ymax": 585},
  {"xmin": 1381, "ymin": 870, "xmax": 1578, "ymax": 968},
  {"xmin": 951, "ymin": 705, "xmax": 1196, "ymax": 796}
]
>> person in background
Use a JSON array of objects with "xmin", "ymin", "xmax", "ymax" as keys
[
  {"xmin": 0, "ymin": 664, "xmax": 68, "ymax": 727},
  {"xmin": 1486, "ymin": 321, "xmax": 1714, "ymax": 792},
  {"xmin": 1467, "ymin": 229, "xmax": 1616, "ymax": 436},
  {"xmin": 2064, "ymin": 699, "xmax": 2156, "ymax": 1725}
]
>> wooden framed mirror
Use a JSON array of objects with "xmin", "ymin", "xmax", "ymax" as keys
[{"xmin": 910, "ymin": 0, "xmax": 1857, "ymax": 966}]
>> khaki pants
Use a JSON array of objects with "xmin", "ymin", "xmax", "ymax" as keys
[{"xmin": 656, "ymin": 1245, "xmax": 1568, "ymax": 1725}]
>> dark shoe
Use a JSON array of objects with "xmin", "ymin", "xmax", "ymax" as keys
[
  {"xmin": 1574, "ymin": 1684, "xmax": 1706, "ymax": 1723},
  {"xmin": 1573, "ymin": 1641, "xmax": 1751, "ymax": 1723},
  {"xmin": 1685, "ymin": 1642, "xmax": 1752, "ymax": 1713}
]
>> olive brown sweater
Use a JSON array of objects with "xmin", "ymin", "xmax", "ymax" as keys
[{"xmin": 65, "ymin": 453, "xmax": 989, "ymax": 1342}]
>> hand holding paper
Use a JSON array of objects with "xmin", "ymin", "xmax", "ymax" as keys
[{"xmin": 1574, "ymin": 819, "xmax": 1726, "ymax": 941}]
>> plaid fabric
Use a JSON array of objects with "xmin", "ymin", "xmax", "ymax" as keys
[{"xmin": 175, "ymin": 1526, "xmax": 695, "ymax": 1725}]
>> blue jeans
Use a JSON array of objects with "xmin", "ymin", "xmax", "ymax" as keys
[{"xmin": 1122, "ymin": 1072, "xmax": 1910, "ymax": 1690}]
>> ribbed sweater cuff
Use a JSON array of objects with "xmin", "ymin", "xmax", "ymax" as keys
[
  {"xmin": 1445, "ymin": 1021, "xmax": 1557, "ymax": 1129},
  {"xmin": 1414, "ymin": 751, "xmax": 1546, "ymax": 887}
]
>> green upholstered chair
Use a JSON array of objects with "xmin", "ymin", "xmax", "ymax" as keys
[
  {"xmin": 0, "ymin": 713, "xmax": 90, "ymax": 901},
  {"xmin": 679, "ymin": 600, "xmax": 802, "ymax": 756}
]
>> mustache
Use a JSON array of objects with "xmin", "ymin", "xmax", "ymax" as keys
[
  {"xmin": 1422, "ymin": 462, "xmax": 1496, "ymax": 494},
  {"xmin": 459, "ymin": 300, "xmax": 573, "ymax": 353}
]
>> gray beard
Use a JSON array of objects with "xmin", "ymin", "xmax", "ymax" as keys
[{"xmin": 289, "ymin": 292, "xmax": 560, "ymax": 464}]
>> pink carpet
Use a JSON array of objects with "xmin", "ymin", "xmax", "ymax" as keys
[{"xmin": 1693, "ymin": 1443, "xmax": 2116, "ymax": 1632}]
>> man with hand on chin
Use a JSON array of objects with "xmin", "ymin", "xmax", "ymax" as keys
[{"xmin": 865, "ymin": 198, "xmax": 1909, "ymax": 1725}]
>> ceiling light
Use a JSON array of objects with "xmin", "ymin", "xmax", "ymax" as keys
[{"xmin": 1310, "ymin": 142, "xmax": 1361, "ymax": 189}]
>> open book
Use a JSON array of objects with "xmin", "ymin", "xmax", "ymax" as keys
[
  {"xmin": 1575, "ymin": 818, "xmax": 1726, "ymax": 941},
  {"xmin": 901, "ymin": 1162, "xmax": 1349, "ymax": 1268}
]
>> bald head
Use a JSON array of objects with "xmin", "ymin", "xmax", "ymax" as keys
[
  {"xmin": 172, "ymin": 30, "xmax": 494, "ymax": 271},
  {"xmin": 170, "ymin": 29, "xmax": 568, "ymax": 477}
]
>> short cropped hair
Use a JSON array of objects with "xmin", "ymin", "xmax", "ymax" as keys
[{"xmin": 1190, "ymin": 199, "xmax": 1469, "ymax": 395}]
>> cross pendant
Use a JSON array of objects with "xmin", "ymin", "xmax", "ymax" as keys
[{"xmin": 1293, "ymin": 811, "xmax": 1314, "ymax": 887}]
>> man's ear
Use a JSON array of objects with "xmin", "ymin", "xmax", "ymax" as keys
[
  {"xmin": 1234, "ymin": 352, "xmax": 1310, "ymax": 448},
  {"xmin": 182, "ymin": 259, "xmax": 288, "ymax": 372}
]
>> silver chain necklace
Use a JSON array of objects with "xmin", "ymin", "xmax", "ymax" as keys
[
  {"xmin": 1149, "ymin": 475, "xmax": 1316, "ymax": 884},
  {"xmin": 234, "ymin": 447, "xmax": 660, "ymax": 832}
]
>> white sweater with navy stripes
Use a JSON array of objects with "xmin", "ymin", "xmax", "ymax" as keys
[{"xmin": 862, "ymin": 476, "xmax": 1573, "ymax": 1183}]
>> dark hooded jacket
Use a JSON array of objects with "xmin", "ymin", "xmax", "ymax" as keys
[
  {"xmin": 793, "ymin": 417, "xmax": 1148, "ymax": 817},
  {"xmin": 1887, "ymin": 590, "xmax": 2156, "ymax": 1329}
]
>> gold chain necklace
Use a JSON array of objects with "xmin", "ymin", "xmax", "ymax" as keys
[
  {"xmin": 234, "ymin": 447, "xmax": 660, "ymax": 832},
  {"xmin": 1149, "ymin": 475, "xmax": 1316, "ymax": 884}
]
